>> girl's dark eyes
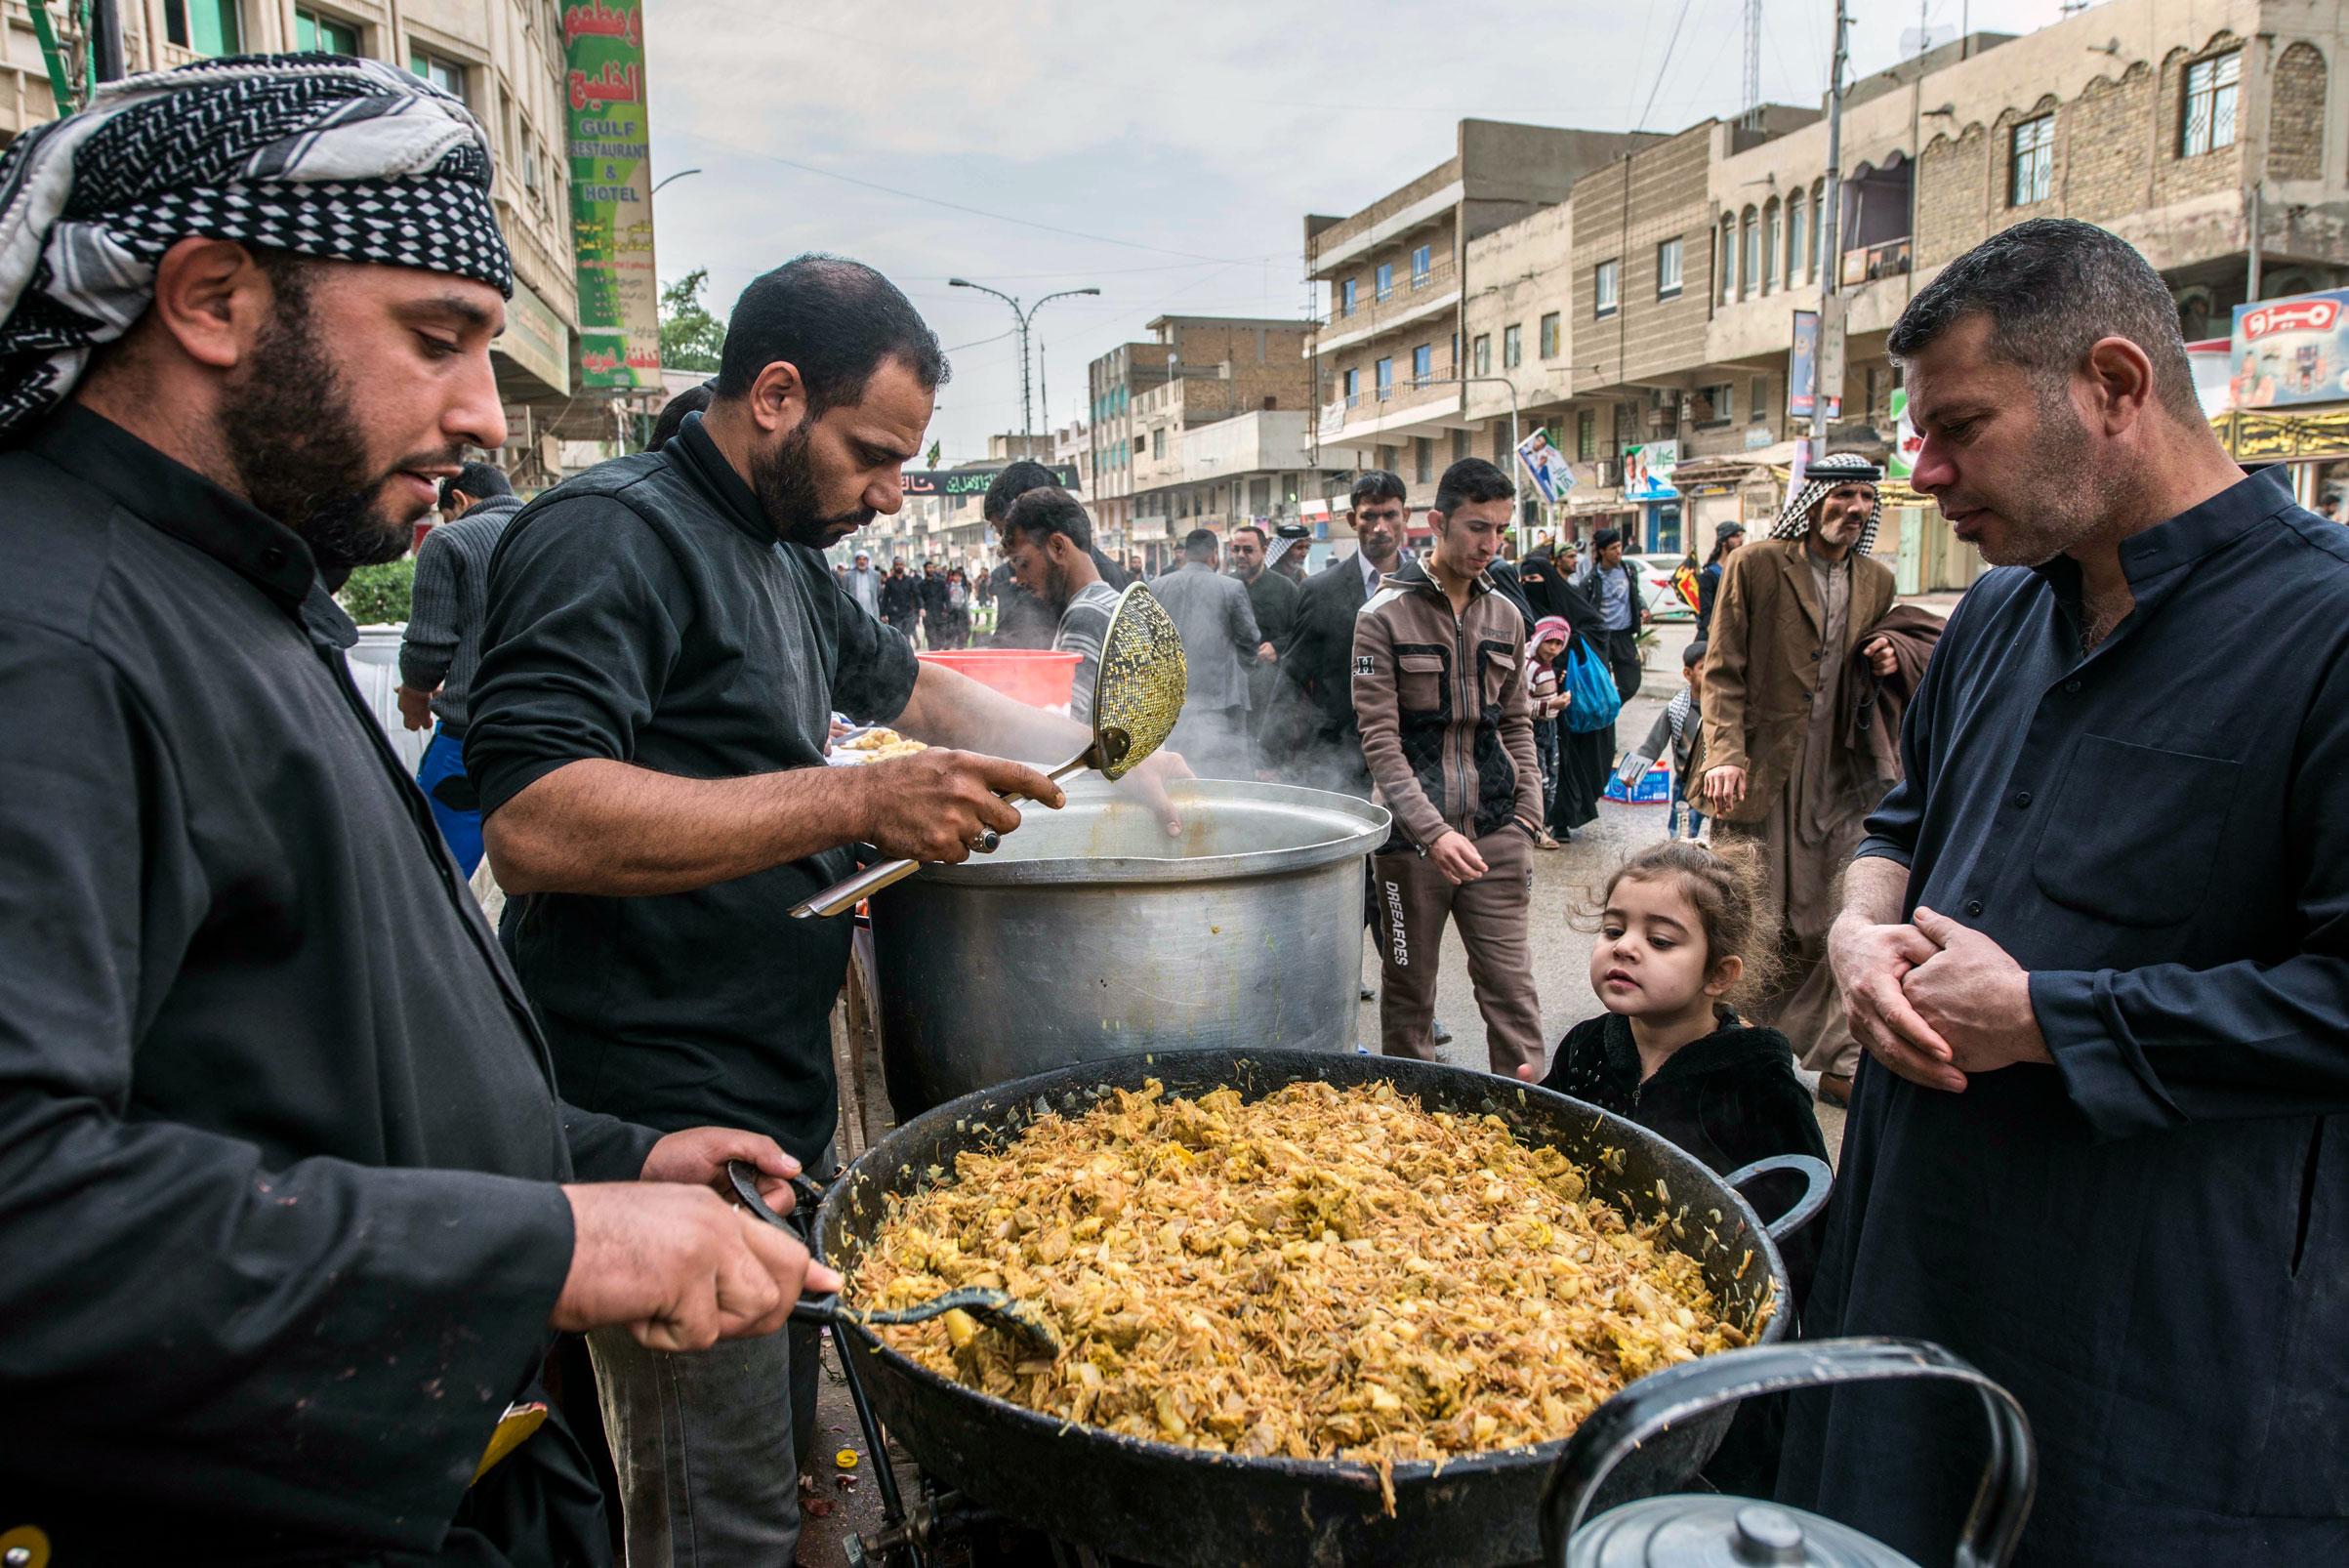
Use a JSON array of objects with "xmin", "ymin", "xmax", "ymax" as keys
[{"xmin": 1601, "ymin": 924, "xmax": 1626, "ymax": 939}]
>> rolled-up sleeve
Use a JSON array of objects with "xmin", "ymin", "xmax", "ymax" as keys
[
  {"xmin": 0, "ymin": 621, "xmax": 574, "ymax": 1547},
  {"xmin": 826, "ymin": 571, "xmax": 918, "ymax": 723},
  {"xmin": 465, "ymin": 498, "xmax": 687, "ymax": 818}
]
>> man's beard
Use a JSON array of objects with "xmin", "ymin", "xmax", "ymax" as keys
[
  {"xmin": 750, "ymin": 423, "xmax": 875, "ymax": 549},
  {"xmin": 1967, "ymin": 391, "xmax": 2111, "ymax": 567},
  {"xmin": 220, "ymin": 305, "xmax": 453, "ymax": 573}
]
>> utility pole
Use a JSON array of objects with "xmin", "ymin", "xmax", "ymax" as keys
[
  {"xmin": 2247, "ymin": 181, "xmax": 2265, "ymax": 304},
  {"xmin": 949, "ymin": 279, "xmax": 1099, "ymax": 443},
  {"xmin": 1811, "ymin": 0, "xmax": 1850, "ymax": 450}
]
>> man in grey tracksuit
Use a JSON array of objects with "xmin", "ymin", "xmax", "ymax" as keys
[{"xmin": 1352, "ymin": 459, "xmax": 1546, "ymax": 1074}]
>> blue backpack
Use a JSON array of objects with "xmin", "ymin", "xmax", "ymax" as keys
[{"xmin": 1559, "ymin": 639, "xmax": 1624, "ymax": 732}]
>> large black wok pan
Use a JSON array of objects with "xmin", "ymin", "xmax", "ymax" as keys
[{"xmin": 810, "ymin": 1048, "xmax": 1825, "ymax": 1568}]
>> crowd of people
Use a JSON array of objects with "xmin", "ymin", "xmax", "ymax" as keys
[{"xmin": 5, "ymin": 51, "xmax": 2344, "ymax": 1568}]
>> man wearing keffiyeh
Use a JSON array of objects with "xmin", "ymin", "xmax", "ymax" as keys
[
  {"xmin": 0, "ymin": 56, "xmax": 828, "ymax": 1565},
  {"xmin": 1697, "ymin": 452, "xmax": 1905, "ymax": 1103}
]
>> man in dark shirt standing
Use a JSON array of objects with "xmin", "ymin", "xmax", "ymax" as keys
[
  {"xmin": 880, "ymin": 556, "xmax": 920, "ymax": 640},
  {"xmin": 398, "ymin": 460, "xmax": 522, "ymax": 876},
  {"xmin": 1260, "ymin": 471, "xmax": 1406, "ymax": 796},
  {"xmin": 467, "ymin": 256, "xmax": 1186, "ymax": 1562},
  {"xmin": 1228, "ymin": 523, "xmax": 1298, "ymax": 771},
  {"xmin": 1784, "ymin": 219, "xmax": 2349, "ymax": 1564},
  {"xmin": 0, "ymin": 58, "xmax": 826, "ymax": 1563}
]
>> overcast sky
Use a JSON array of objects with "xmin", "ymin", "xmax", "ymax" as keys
[{"xmin": 640, "ymin": 0, "xmax": 2077, "ymax": 462}]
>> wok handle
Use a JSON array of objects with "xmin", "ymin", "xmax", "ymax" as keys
[
  {"xmin": 786, "ymin": 754, "xmax": 1092, "ymax": 920},
  {"xmin": 1723, "ymin": 1152, "xmax": 1833, "ymax": 1243},
  {"xmin": 1537, "ymin": 1338, "xmax": 2037, "ymax": 1568},
  {"xmin": 725, "ymin": 1159, "xmax": 830, "ymax": 1245}
]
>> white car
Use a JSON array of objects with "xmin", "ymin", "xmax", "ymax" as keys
[{"xmin": 1629, "ymin": 554, "xmax": 1697, "ymax": 620}]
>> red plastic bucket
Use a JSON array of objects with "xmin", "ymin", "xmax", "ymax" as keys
[{"xmin": 917, "ymin": 649, "xmax": 1082, "ymax": 709}]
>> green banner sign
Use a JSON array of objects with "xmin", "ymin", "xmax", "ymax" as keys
[{"xmin": 564, "ymin": 1, "xmax": 661, "ymax": 389}]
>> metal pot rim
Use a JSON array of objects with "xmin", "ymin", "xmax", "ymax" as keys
[{"xmin": 913, "ymin": 777, "xmax": 1390, "ymax": 887}]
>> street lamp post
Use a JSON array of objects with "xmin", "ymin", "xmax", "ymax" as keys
[
  {"xmin": 649, "ymin": 168, "xmax": 702, "ymax": 199},
  {"xmin": 949, "ymin": 278, "xmax": 1101, "ymax": 441}
]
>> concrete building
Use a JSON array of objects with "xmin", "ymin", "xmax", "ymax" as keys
[
  {"xmin": 1305, "ymin": 0, "xmax": 2349, "ymax": 592},
  {"xmin": 0, "ymin": 1, "xmax": 593, "ymax": 477},
  {"xmin": 1306, "ymin": 120, "xmax": 1656, "ymax": 518},
  {"xmin": 1087, "ymin": 313, "xmax": 1319, "ymax": 565}
]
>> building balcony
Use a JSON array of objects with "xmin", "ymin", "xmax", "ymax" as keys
[
  {"xmin": 1314, "ymin": 257, "xmax": 1461, "ymax": 357},
  {"xmin": 1840, "ymin": 236, "xmax": 1912, "ymax": 288}
]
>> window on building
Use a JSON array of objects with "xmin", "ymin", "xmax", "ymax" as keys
[
  {"xmin": 1720, "ymin": 217, "xmax": 1737, "ymax": 304},
  {"xmin": 1751, "ymin": 375, "xmax": 1769, "ymax": 422},
  {"xmin": 1739, "ymin": 209, "xmax": 1758, "ymax": 301},
  {"xmin": 1539, "ymin": 312, "xmax": 1561, "ymax": 358},
  {"xmin": 1657, "ymin": 236, "xmax": 1683, "ymax": 299},
  {"xmin": 1503, "ymin": 324, "xmax": 1522, "ymax": 369},
  {"xmin": 1375, "ymin": 356, "xmax": 1394, "ymax": 400},
  {"xmin": 520, "ymin": 122, "xmax": 541, "ymax": 195},
  {"xmin": 1787, "ymin": 192, "xmax": 1808, "ymax": 286},
  {"xmin": 1411, "ymin": 245, "xmax": 1431, "ymax": 286},
  {"xmin": 2181, "ymin": 49, "xmax": 2242, "ymax": 156},
  {"xmin": 410, "ymin": 49, "xmax": 467, "ymax": 101},
  {"xmin": 1453, "ymin": 429, "xmax": 1470, "ymax": 464},
  {"xmin": 1342, "ymin": 367, "xmax": 1359, "ymax": 407},
  {"xmin": 166, "ymin": 0, "xmax": 243, "ymax": 54},
  {"xmin": 1472, "ymin": 333, "xmax": 1491, "ymax": 376},
  {"xmin": 1812, "ymin": 180, "xmax": 1828, "ymax": 277},
  {"xmin": 1376, "ymin": 263, "xmax": 1394, "ymax": 302},
  {"xmin": 1415, "ymin": 436, "xmax": 1434, "ymax": 483},
  {"xmin": 294, "ymin": 7, "xmax": 358, "ymax": 53},
  {"xmin": 1577, "ymin": 407, "xmax": 1596, "ymax": 461},
  {"xmin": 1340, "ymin": 278, "xmax": 1357, "ymax": 317},
  {"xmin": 1152, "ymin": 429, "xmax": 1164, "ymax": 459},
  {"xmin": 1412, "ymin": 343, "xmax": 1432, "ymax": 386},
  {"xmin": 1762, "ymin": 201, "xmax": 1781, "ymax": 293},
  {"xmin": 1695, "ymin": 382, "xmax": 1734, "ymax": 427},
  {"xmin": 1377, "ymin": 444, "xmax": 1398, "ymax": 474},
  {"xmin": 1594, "ymin": 260, "xmax": 1620, "ymax": 318},
  {"xmin": 2011, "ymin": 113, "xmax": 2055, "ymax": 205}
]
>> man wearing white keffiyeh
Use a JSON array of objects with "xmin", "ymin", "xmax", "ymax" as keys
[
  {"xmin": 0, "ymin": 56, "xmax": 832, "ymax": 1566},
  {"xmin": 1698, "ymin": 452, "xmax": 1905, "ymax": 1100}
]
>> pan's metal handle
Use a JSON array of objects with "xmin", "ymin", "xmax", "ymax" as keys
[
  {"xmin": 726, "ymin": 1158, "xmax": 829, "ymax": 1244},
  {"xmin": 790, "ymin": 856, "xmax": 924, "ymax": 920},
  {"xmin": 1723, "ymin": 1152, "xmax": 1833, "ymax": 1243},
  {"xmin": 1538, "ymin": 1338, "xmax": 2037, "ymax": 1568},
  {"xmin": 787, "ymin": 753, "xmax": 1092, "ymax": 920}
]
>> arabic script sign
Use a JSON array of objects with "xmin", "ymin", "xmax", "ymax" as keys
[
  {"xmin": 899, "ymin": 467, "xmax": 1079, "ymax": 498},
  {"xmin": 2230, "ymin": 287, "xmax": 2349, "ymax": 410},
  {"xmin": 565, "ymin": 1, "xmax": 660, "ymax": 389}
]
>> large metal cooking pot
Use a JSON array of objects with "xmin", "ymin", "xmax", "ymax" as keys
[
  {"xmin": 867, "ymin": 779, "xmax": 1388, "ymax": 1112},
  {"xmin": 811, "ymin": 1047, "xmax": 1825, "ymax": 1568}
]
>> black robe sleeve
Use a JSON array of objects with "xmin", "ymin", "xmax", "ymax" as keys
[{"xmin": 0, "ymin": 624, "xmax": 575, "ymax": 1548}]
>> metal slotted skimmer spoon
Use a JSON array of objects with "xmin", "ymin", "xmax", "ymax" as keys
[{"xmin": 789, "ymin": 582, "xmax": 1188, "ymax": 920}]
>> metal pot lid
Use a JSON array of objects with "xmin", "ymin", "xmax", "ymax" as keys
[{"xmin": 1570, "ymin": 1498, "xmax": 1917, "ymax": 1568}]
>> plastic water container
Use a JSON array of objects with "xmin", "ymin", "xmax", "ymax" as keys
[
  {"xmin": 917, "ymin": 649, "xmax": 1082, "ymax": 710},
  {"xmin": 346, "ymin": 625, "xmax": 431, "ymax": 772}
]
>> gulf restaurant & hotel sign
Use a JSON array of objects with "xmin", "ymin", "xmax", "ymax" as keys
[{"xmin": 564, "ymin": 1, "xmax": 662, "ymax": 390}]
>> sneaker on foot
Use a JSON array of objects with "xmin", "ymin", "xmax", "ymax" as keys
[
  {"xmin": 1360, "ymin": 985, "xmax": 1377, "ymax": 1002},
  {"xmin": 1432, "ymin": 1019, "xmax": 1453, "ymax": 1045}
]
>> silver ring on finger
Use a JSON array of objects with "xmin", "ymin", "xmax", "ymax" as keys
[{"xmin": 970, "ymin": 828, "xmax": 1001, "ymax": 853}]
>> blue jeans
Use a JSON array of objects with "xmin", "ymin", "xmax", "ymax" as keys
[{"xmin": 417, "ymin": 725, "xmax": 484, "ymax": 878}]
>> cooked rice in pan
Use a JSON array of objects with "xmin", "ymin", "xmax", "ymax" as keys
[{"xmin": 850, "ymin": 1079, "xmax": 1759, "ymax": 1505}]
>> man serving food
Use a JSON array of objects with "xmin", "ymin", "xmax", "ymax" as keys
[{"xmin": 467, "ymin": 253, "xmax": 1187, "ymax": 1561}]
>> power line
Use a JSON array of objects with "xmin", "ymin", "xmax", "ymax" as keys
[
  {"xmin": 1635, "ymin": 0, "xmax": 1701, "ymax": 132},
  {"xmin": 667, "ymin": 128, "xmax": 1276, "ymax": 265}
]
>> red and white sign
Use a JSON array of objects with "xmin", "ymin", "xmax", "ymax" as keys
[{"xmin": 2240, "ymin": 298, "xmax": 2340, "ymax": 341}]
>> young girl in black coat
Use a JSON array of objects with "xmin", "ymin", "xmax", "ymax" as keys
[{"xmin": 1515, "ymin": 838, "xmax": 1832, "ymax": 1495}]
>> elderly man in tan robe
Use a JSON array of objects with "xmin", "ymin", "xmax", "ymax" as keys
[{"xmin": 1699, "ymin": 452, "xmax": 1901, "ymax": 1103}]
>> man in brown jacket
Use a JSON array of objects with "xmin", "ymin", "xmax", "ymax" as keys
[
  {"xmin": 1354, "ymin": 459, "xmax": 1546, "ymax": 1073},
  {"xmin": 1700, "ymin": 451, "xmax": 1902, "ymax": 1099}
]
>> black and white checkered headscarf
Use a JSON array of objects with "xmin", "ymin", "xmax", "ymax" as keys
[
  {"xmin": 1771, "ymin": 450, "xmax": 1883, "ymax": 556},
  {"xmin": 0, "ymin": 53, "xmax": 512, "ymax": 437}
]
